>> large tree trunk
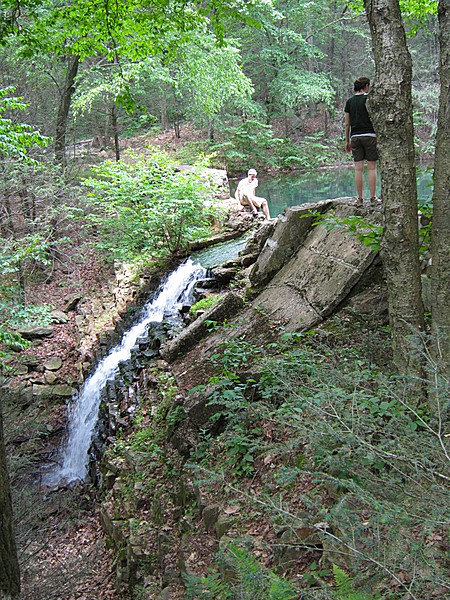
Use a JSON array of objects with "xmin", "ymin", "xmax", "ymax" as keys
[
  {"xmin": 0, "ymin": 400, "xmax": 20, "ymax": 599},
  {"xmin": 54, "ymin": 55, "xmax": 79, "ymax": 166},
  {"xmin": 431, "ymin": 0, "xmax": 450, "ymax": 376},
  {"xmin": 364, "ymin": 0, "xmax": 425, "ymax": 376}
]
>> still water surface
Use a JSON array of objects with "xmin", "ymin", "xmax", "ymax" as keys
[{"xmin": 244, "ymin": 166, "xmax": 433, "ymax": 218}]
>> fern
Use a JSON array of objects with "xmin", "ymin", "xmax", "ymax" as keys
[
  {"xmin": 333, "ymin": 565, "xmax": 379, "ymax": 600},
  {"xmin": 268, "ymin": 572, "xmax": 298, "ymax": 599},
  {"xmin": 184, "ymin": 543, "xmax": 299, "ymax": 600},
  {"xmin": 333, "ymin": 565, "xmax": 354, "ymax": 596},
  {"xmin": 183, "ymin": 570, "xmax": 232, "ymax": 599}
]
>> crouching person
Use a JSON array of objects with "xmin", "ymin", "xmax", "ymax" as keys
[{"xmin": 235, "ymin": 168, "xmax": 271, "ymax": 220}]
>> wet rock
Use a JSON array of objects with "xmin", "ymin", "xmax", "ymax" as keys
[
  {"xmin": 241, "ymin": 219, "xmax": 276, "ymax": 256},
  {"xmin": 210, "ymin": 266, "xmax": 238, "ymax": 285},
  {"xmin": 161, "ymin": 292, "xmax": 245, "ymax": 362},
  {"xmin": 240, "ymin": 252, "xmax": 260, "ymax": 267}
]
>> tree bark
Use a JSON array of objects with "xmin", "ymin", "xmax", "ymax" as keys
[
  {"xmin": 431, "ymin": 0, "xmax": 450, "ymax": 376},
  {"xmin": 111, "ymin": 103, "xmax": 120, "ymax": 162},
  {"xmin": 0, "ymin": 400, "xmax": 20, "ymax": 599},
  {"xmin": 364, "ymin": 0, "xmax": 425, "ymax": 376},
  {"xmin": 54, "ymin": 55, "xmax": 79, "ymax": 166}
]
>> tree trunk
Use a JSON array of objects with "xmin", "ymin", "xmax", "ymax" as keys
[
  {"xmin": 160, "ymin": 93, "xmax": 170, "ymax": 130},
  {"xmin": 54, "ymin": 55, "xmax": 79, "ymax": 166},
  {"xmin": 111, "ymin": 103, "xmax": 120, "ymax": 162},
  {"xmin": 431, "ymin": 0, "xmax": 450, "ymax": 376},
  {"xmin": 207, "ymin": 120, "xmax": 214, "ymax": 142},
  {"xmin": 0, "ymin": 400, "xmax": 20, "ymax": 599},
  {"xmin": 364, "ymin": 0, "xmax": 425, "ymax": 376}
]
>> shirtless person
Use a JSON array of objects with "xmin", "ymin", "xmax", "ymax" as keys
[{"xmin": 235, "ymin": 169, "xmax": 271, "ymax": 219}]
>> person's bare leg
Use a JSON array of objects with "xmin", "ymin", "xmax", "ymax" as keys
[
  {"xmin": 354, "ymin": 161, "xmax": 364, "ymax": 202},
  {"xmin": 261, "ymin": 199, "xmax": 270, "ymax": 219},
  {"xmin": 368, "ymin": 161, "xmax": 377, "ymax": 200}
]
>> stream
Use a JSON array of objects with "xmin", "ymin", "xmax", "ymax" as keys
[
  {"xmin": 45, "ymin": 230, "xmax": 251, "ymax": 486},
  {"xmin": 45, "ymin": 259, "xmax": 207, "ymax": 485}
]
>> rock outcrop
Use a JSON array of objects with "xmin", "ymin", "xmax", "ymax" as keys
[{"xmin": 170, "ymin": 199, "xmax": 382, "ymax": 392}]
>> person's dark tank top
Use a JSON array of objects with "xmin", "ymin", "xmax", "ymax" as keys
[{"xmin": 344, "ymin": 94, "xmax": 375, "ymax": 136}]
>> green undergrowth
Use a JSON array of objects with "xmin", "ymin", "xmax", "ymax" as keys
[
  {"xmin": 98, "ymin": 313, "xmax": 449, "ymax": 599},
  {"xmin": 184, "ymin": 317, "xmax": 450, "ymax": 599},
  {"xmin": 189, "ymin": 294, "xmax": 221, "ymax": 318}
]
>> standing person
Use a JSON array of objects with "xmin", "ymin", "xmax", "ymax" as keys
[
  {"xmin": 344, "ymin": 77, "xmax": 379, "ymax": 207},
  {"xmin": 235, "ymin": 168, "xmax": 271, "ymax": 219}
]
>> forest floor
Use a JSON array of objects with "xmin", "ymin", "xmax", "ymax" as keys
[{"xmin": 5, "ymin": 244, "xmax": 122, "ymax": 599}]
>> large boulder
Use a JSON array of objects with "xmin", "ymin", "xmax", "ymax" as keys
[
  {"xmin": 249, "ymin": 200, "xmax": 337, "ymax": 288},
  {"xmin": 161, "ymin": 292, "xmax": 245, "ymax": 362},
  {"xmin": 249, "ymin": 200, "xmax": 380, "ymax": 332}
]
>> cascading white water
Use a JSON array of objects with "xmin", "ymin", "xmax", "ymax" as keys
[{"xmin": 46, "ymin": 259, "xmax": 205, "ymax": 485}]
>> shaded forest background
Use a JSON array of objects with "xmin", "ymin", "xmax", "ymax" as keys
[{"xmin": 0, "ymin": 0, "xmax": 440, "ymax": 173}]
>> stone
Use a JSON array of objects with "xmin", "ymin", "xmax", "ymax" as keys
[
  {"xmin": 157, "ymin": 586, "xmax": 178, "ymax": 600},
  {"xmin": 64, "ymin": 292, "xmax": 83, "ymax": 312},
  {"xmin": 217, "ymin": 536, "xmax": 239, "ymax": 583},
  {"xmin": 249, "ymin": 200, "xmax": 336, "ymax": 289},
  {"xmin": 75, "ymin": 315, "xmax": 85, "ymax": 328},
  {"xmin": 240, "ymin": 252, "xmax": 260, "ymax": 267},
  {"xmin": 32, "ymin": 384, "xmax": 77, "ymax": 398},
  {"xmin": 50, "ymin": 309, "xmax": 69, "ymax": 323},
  {"xmin": 44, "ymin": 356, "xmax": 63, "ymax": 371},
  {"xmin": 215, "ymin": 514, "xmax": 232, "ymax": 539},
  {"xmin": 20, "ymin": 355, "xmax": 41, "ymax": 368},
  {"xmin": 249, "ymin": 200, "xmax": 379, "ymax": 333},
  {"xmin": 14, "ymin": 364, "xmax": 29, "ymax": 375},
  {"xmin": 210, "ymin": 266, "xmax": 237, "ymax": 285},
  {"xmin": 161, "ymin": 292, "xmax": 245, "ymax": 362},
  {"xmin": 272, "ymin": 526, "xmax": 323, "ymax": 570},
  {"xmin": 241, "ymin": 219, "xmax": 276, "ymax": 256},
  {"xmin": 202, "ymin": 504, "xmax": 220, "ymax": 532},
  {"xmin": 44, "ymin": 371, "xmax": 57, "ymax": 384},
  {"xmin": 17, "ymin": 325, "xmax": 54, "ymax": 340}
]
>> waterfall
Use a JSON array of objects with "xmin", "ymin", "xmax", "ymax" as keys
[{"xmin": 45, "ymin": 259, "xmax": 205, "ymax": 485}]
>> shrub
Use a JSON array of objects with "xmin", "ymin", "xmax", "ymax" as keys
[
  {"xmin": 189, "ymin": 294, "xmax": 221, "ymax": 317},
  {"xmin": 82, "ymin": 148, "xmax": 223, "ymax": 261}
]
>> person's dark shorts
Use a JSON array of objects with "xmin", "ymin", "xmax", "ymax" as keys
[{"xmin": 351, "ymin": 136, "xmax": 378, "ymax": 162}]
